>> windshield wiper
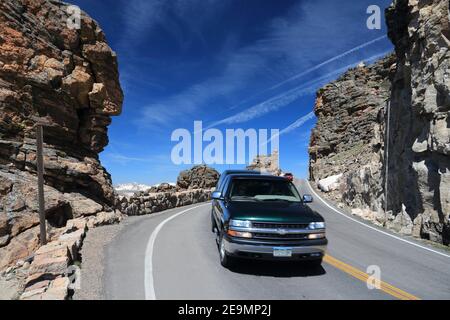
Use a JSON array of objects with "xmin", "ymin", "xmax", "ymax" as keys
[
  {"xmin": 231, "ymin": 196, "xmax": 260, "ymax": 201},
  {"xmin": 260, "ymin": 198, "xmax": 293, "ymax": 202}
]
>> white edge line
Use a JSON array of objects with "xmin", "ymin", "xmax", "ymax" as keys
[
  {"xmin": 304, "ymin": 180, "xmax": 450, "ymax": 259},
  {"xmin": 144, "ymin": 203, "xmax": 210, "ymax": 300}
]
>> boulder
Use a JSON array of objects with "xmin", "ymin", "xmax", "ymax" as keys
[
  {"xmin": 176, "ymin": 165, "xmax": 219, "ymax": 189},
  {"xmin": 65, "ymin": 193, "xmax": 103, "ymax": 217},
  {"xmin": 87, "ymin": 211, "xmax": 123, "ymax": 228}
]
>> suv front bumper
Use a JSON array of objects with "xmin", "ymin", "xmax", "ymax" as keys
[{"xmin": 223, "ymin": 237, "xmax": 327, "ymax": 260}]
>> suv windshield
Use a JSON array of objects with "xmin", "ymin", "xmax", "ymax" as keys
[{"xmin": 228, "ymin": 179, "xmax": 301, "ymax": 202}]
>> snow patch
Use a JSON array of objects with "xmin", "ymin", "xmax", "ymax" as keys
[
  {"xmin": 317, "ymin": 174, "xmax": 343, "ymax": 192},
  {"xmin": 114, "ymin": 182, "xmax": 175, "ymax": 196}
]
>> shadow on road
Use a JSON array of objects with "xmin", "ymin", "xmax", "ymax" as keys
[{"xmin": 228, "ymin": 259, "xmax": 326, "ymax": 278}]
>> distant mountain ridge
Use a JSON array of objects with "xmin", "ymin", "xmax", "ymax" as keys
[{"xmin": 114, "ymin": 182, "xmax": 175, "ymax": 196}]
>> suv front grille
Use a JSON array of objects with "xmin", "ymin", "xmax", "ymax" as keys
[
  {"xmin": 249, "ymin": 222, "xmax": 312, "ymax": 241},
  {"xmin": 252, "ymin": 222, "xmax": 309, "ymax": 229}
]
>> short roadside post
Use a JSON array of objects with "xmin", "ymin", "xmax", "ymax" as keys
[{"xmin": 36, "ymin": 124, "xmax": 47, "ymax": 245}]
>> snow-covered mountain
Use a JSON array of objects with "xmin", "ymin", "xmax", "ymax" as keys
[
  {"xmin": 114, "ymin": 182, "xmax": 176, "ymax": 196},
  {"xmin": 114, "ymin": 182, "xmax": 152, "ymax": 196}
]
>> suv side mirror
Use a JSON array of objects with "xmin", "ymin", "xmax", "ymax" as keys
[
  {"xmin": 303, "ymin": 194, "xmax": 313, "ymax": 203},
  {"xmin": 211, "ymin": 191, "xmax": 223, "ymax": 200}
]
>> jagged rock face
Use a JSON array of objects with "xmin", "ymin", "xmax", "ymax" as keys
[
  {"xmin": 386, "ymin": 0, "xmax": 450, "ymax": 244},
  {"xmin": 309, "ymin": 55, "xmax": 396, "ymax": 214},
  {"xmin": 309, "ymin": 0, "xmax": 450, "ymax": 246},
  {"xmin": 177, "ymin": 165, "xmax": 220, "ymax": 189},
  {"xmin": 0, "ymin": 0, "xmax": 123, "ymax": 268},
  {"xmin": 247, "ymin": 151, "xmax": 282, "ymax": 175}
]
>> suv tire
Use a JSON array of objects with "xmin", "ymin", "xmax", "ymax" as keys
[{"xmin": 218, "ymin": 232, "xmax": 234, "ymax": 268}]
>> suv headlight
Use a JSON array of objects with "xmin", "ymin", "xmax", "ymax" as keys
[
  {"xmin": 229, "ymin": 219, "xmax": 252, "ymax": 228},
  {"xmin": 308, "ymin": 222, "xmax": 325, "ymax": 230}
]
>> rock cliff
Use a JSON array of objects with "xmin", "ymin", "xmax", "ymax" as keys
[
  {"xmin": 309, "ymin": 0, "xmax": 450, "ymax": 245},
  {"xmin": 309, "ymin": 55, "xmax": 395, "ymax": 223},
  {"xmin": 0, "ymin": 0, "xmax": 124, "ymax": 269},
  {"xmin": 385, "ymin": 0, "xmax": 449, "ymax": 244}
]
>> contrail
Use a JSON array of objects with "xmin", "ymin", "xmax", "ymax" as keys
[
  {"xmin": 207, "ymin": 50, "xmax": 389, "ymax": 129},
  {"xmin": 270, "ymin": 35, "xmax": 388, "ymax": 91},
  {"xmin": 264, "ymin": 111, "xmax": 315, "ymax": 146},
  {"xmin": 225, "ymin": 36, "xmax": 388, "ymax": 112},
  {"xmin": 207, "ymin": 70, "xmax": 340, "ymax": 128},
  {"xmin": 279, "ymin": 111, "xmax": 316, "ymax": 136}
]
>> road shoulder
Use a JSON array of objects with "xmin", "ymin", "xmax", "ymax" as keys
[
  {"xmin": 299, "ymin": 179, "xmax": 450, "ymax": 257},
  {"xmin": 72, "ymin": 221, "xmax": 125, "ymax": 300}
]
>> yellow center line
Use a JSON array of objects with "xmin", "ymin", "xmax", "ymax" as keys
[{"xmin": 323, "ymin": 255, "xmax": 421, "ymax": 300}]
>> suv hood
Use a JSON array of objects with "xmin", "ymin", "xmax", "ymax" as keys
[{"xmin": 226, "ymin": 200, "xmax": 324, "ymax": 223}]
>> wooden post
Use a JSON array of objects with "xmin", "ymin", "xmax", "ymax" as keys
[{"xmin": 36, "ymin": 125, "xmax": 47, "ymax": 245}]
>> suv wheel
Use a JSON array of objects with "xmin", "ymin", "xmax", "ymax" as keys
[{"xmin": 218, "ymin": 233, "xmax": 233, "ymax": 268}]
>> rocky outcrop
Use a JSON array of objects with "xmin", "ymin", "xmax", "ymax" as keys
[
  {"xmin": 385, "ymin": 0, "xmax": 450, "ymax": 244},
  {"xmin": 118, "ymin": 188, "xmax": 213, "ymax": 216},
  {"xmin": 309, "ymin": 55, "xmax": 396, "ymax": 217},
  {"xmin": 176, "ymin": 165, "xmax": 219, "ymax": 189},
  {"xmin": 309, "ymin": 0, "xmax": 450, "ymax": 246},
  {"xmin": 0, "ymin": 0, "xmax": 123, "ymax": 269},
  {"xmin": 118, "ymin": 166, "xmax": 218, "ymax": 216},
  {"xmin": 147, "ymin": 182, "xmax": 178, "ymax": 193},
  {"xmin": 247, "ymin": 150, "xmax": 282, "ymax": 175}
]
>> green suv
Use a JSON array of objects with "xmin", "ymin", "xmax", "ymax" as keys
[{"xmin": 211, "ymin": 174, "xmax": 327, "ymax": 268}]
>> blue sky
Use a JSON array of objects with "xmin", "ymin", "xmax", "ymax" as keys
[{"xmin": 70, "ymin": 0, "xmax": 393, "ymax": 185}]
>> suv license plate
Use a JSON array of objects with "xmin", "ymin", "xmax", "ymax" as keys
[{"xmin": 273, "ymin": 247, "xmax": 292, "ymax": 257}]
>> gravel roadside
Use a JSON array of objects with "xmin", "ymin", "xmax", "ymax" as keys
[{"xmin": 73, "ymin": 221, "xmax": 126, "ymax": 300}]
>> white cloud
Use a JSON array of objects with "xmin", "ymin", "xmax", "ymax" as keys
[
  {"xmin": 118, "ymin": 0, "xmax": 226, "ymax": 50},
  {"xmin": 102, "ymin": 142, "xmax": 169, "ymax": 165},
  {"xmin": 133, "ymin": 0, "xmax": 392, "ymax": 129}
]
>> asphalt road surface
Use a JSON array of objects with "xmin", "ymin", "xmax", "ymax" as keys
[{"xmin": 101, "ymin": 179, "xmax": 450, "ymax": 300}]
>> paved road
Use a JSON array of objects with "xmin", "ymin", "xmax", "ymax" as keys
[{"xmin": 102, "ymin": 179, "xmax": 450, "ymax": 300}]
